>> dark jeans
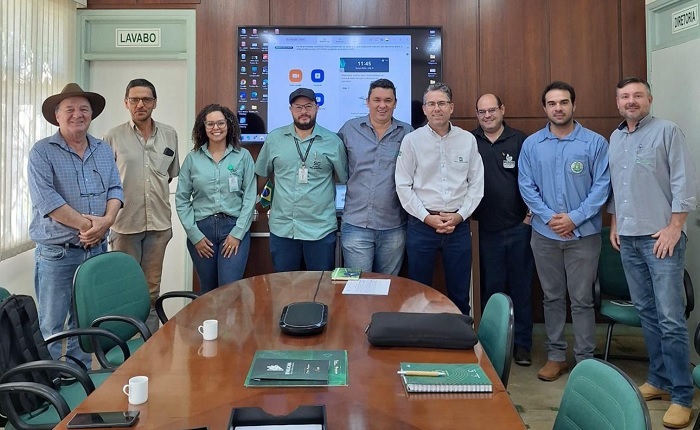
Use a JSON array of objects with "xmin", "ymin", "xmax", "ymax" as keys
[
  {"xmin": 479, "ymin": 222, "xmax": 534, "ymax": 350},
  {"xmin": 269, "ymin": 231, "xmax": 336, "ymax": 272},
  {"xmin": 406, "ymin": 216, "xmax": 471, "ymax": 314},
  {"xmin": 187, "ymin": 214, "xmax": 251, "ymax": 294}
]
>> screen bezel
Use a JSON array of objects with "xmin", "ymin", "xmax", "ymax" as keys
[{"xmin": 236, "ymin": 26, "xmax": 443, "ymax": 142}]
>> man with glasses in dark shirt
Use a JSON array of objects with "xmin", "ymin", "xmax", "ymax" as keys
[
  {"xmin": 104, "ymin": 79, "xmax": 180, "ymax": 334},
  {"xmin": 471, "ymin": 93, "xmax": 535, "ymax": 366},
  {"xmin": 28, "ymin": 83, "xmax": 123, "ymax": 368}
]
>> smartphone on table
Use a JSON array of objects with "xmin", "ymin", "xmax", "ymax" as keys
[{"xmin": 67, "ymin": 411, "xmax": 140, "ymax": 428}]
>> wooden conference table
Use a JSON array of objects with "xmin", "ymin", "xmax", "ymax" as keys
[{"xmin": 56, "ymin": 272, "xmax": 525, "ymax": 429}]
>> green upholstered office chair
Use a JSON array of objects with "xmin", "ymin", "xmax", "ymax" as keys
[
  {"xmin": 692, "ymin": 324, "xmax": 700, "ymax": 430},
  {"xmin": 72, "ymin": 251, "xmax": 151, "ymax": 368},
  {"xmin": 72, "ymin": 251, "xmax": 197, "ymax": 368},
  {"xmin": 0, "ymin": 287, "xmax": 10, "ymax": 302},
  {"xmin": 477, "ymin": 292, "xmax": 514, "ymax": 388},
  {"xmin": 0, "ymin": 295, "xmax": 128, "ymax": 430},
  {"xmin": 553, "ymin": 358, "xmax": 651, "ymax": 430},
  {"xmin": 594, "ymin": 227, "xmax": 695, "ymax": 361}
]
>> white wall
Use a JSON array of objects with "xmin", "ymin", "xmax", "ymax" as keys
[{"xmin": 0, "ymin": 250, "xmax": 36, "ymax": 297}]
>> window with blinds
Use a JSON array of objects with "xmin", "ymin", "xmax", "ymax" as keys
[{"xmin": 0, "ymin": 0, "xmax": 77, "ymax": 260}]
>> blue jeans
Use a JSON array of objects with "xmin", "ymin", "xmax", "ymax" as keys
[
  {"xmin": 186, "ymin": 214, "xmax": 251, "ymax": 294},
  {"xmin": 35, "ymin": 242, "xmax": 106, "ymax": 368},
  {"xmin": 340, "ymin": 222, "xmax": 405, "ymax": 275},
  {"xmin": 269, "ymin": 231, "xmax": 336, "ymax": 272},
  {"xmin": 619, "ymin": 233, "xmax": 693, "ymax": 407},
  {"xmin": 406, "ymin": 216, "xmax": 471, "ymax": 314},
  {"xmin": 479, "ymin": 223, "xmax": 534, "ymax": 351}
]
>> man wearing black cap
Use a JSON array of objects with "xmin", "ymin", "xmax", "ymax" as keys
[
  {"xmin": 255, "ymin": 88, "xmax": 348, "ymax": 271},
  {"xmin": 28, "ymin": 83, "xmax": 123, "ymax": 367}
]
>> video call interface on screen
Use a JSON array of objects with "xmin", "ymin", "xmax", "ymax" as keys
[{"xmin": 237, "ymin": 26, "xmax": 443, "ymax": 142}]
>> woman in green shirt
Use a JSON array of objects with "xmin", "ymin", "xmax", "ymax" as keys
[{"xmin": 176, "ymin": 104, "xmax": 256, "ymax": 293}]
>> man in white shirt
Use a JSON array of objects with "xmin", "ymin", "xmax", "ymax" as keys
[{"xmin": 395, "ymin": 82, "xmax": 484, "ymax": 314}]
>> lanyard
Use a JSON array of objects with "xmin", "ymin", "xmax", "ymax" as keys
[{"xmin": 294, "ymin": 136, "xmax": 315, "ymax": 167}]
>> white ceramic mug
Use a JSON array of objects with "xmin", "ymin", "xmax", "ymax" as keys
[
  {"xmin": 198, "ymin": 319, "xmax": 218, "ymax": 341},
  {"xmin": 198, "ymin": 341, "xmax": 218, "ymax": 358},
  {"xmin": 122, "ymin": 375, "xmax": 148, "ymax": 405}
]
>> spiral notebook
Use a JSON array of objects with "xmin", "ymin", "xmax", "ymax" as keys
[{"xmin": 399, "ymin": 362, "xmax": 493, "ymax": 393}]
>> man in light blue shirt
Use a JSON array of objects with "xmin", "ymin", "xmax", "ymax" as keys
[
  {"xmin": 608, "ymin": 77, "xmax": 697, "ymax": 428},
  {"xmin": 29, "ymin": 83, "xmax": 124, "ymax": 368},
  {"xmin": 255, "ymin": 88, "xmax": 348, "ymax": 272},
  {"xmin": 518, "ymin": 81, "xmax": 610, "ymax": 381},
  {"xmin": 338, "ymin": 79, "xmax": 413, "ymax": 275}
]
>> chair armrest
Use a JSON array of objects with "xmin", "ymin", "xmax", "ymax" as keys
[
  {"xmin": 45, "ymin": 327, "xmax": 131, "ymax": 370},
  {"xmin": 155, "ymin": 291, "xmax": 199, "ymax": 324},
  {"xmin": 0, "ymin": 360, "xmax": 95, "ymax": 392},
  {"xmin": 0, "ymin": 382, "xmax": 70, "ymax": 430},
  {"xmin": 91, "ymin": 315, "xmax": 151, "ymax": 340},
  {"xmin": 684, "ymin": 269, "xmax": 694, "ymax": 318}
]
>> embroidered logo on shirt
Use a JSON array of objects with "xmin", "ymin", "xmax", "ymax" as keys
[
  {"xmin": 502, "ymin": 153, "xmax": 515, "ymax": 169},
  {"xmin": 570, "ymin": 161, "xmax": 584, "ymax": 174}
]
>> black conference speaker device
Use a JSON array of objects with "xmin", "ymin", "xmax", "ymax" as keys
[{"xmin": 279, "ymin": 301, "xmax": 328, "ymax": 336}]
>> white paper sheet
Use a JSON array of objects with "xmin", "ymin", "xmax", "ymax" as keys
[{"xmin": 342, "ymin": 279, "xmax": 391, "ymax": 295}]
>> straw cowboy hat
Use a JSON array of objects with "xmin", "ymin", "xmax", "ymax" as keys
[{"xmin": 41, "ymin": 83, "xmax": 106, "ymax": 126}]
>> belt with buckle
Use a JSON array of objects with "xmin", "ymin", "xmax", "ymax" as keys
[{"xmin": 426, "ymin": 210, "xmax": 457, "ymax": 215}]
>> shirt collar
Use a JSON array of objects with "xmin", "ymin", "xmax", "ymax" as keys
[
  {"xmin": 616, "ymin": 114, "xmax": 652, "ymax": 133},
  {"xmin": 473, "ymin": 121, "xmax": 515, "ymax": 142},
  {"xmin": 49, "ymin": 130, "xmax": 101, "ymax": 153},
  {"xmin": 539, "ymin": 120, "xmax": 582, "ymax": 142},
  {"xmin": 283, "ymin": 123, "xmax": 321, "ymax": 141},
  {"xmin": 360, "ymin": 115, "xmax": 400, "ymax": 133},
  {"xmin": 129, "ymin": 119, "xmax": 157, "ymax": 137},
  {"xmin": 426, "ymin": 121, "xmax": 453, "ymax": 138}
]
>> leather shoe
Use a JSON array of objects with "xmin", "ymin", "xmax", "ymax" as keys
[
  {"xmin": 639, "ymin": 382, "xmax": 671, "ymax": 401},
  {"xmin": 513, "ymin": 346, "xmax": 532, "ymax": 367},
  {"xmin": 537, "ymin": 360, "xmax": 568, "ymax": 381},
  {"xmin": 663, "ymin": 404, "xmax": 692, "ymax": 429}
]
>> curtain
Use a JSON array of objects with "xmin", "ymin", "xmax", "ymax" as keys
[{"xmin": 0, "ymin": 0, "xmax": 76, "ymax": 260}]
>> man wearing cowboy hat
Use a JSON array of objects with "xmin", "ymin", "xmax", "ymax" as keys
[{"xmin": 28, "ymin": 83, "xmax": 123, "ymax": 367}]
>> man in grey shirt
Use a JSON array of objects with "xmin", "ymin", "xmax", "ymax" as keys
[
  {"xmin": 338, "ymin": 79, "xmax": 413, "ymax": 274},
  {"xmin": 608, "ymin": 77, "xmax": 697, "ymax": 429}
]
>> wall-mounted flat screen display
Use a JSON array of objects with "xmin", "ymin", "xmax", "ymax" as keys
[{"xmin": 236, "ymin": 26, "xmax": 443, "ymax": 142}]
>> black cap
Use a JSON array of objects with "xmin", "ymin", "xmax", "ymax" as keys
[{"xmin": 289, "ymin": 88, "xmax": 316, "ymax": 104}]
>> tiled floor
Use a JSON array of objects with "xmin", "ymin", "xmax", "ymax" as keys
[{"xmin": 509, "ymin": 324, "xmax": 700, "ymax": 430}]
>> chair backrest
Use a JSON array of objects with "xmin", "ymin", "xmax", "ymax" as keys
[
  {"xmin": 477, "ymin": 292, "xmax": 514, "ymax": 387},
  {"xmin": 0, "ymin": 295, "xmax": 58, "ymax": 415},
  {"xmin": 553, "ymin": 358, "xmax": 651, "ymax": 430},
  {"xmin": 598, "ymin": 227, "xmax": 631, "ymax": 299},
  {"xmin": 72, "ymin": 252, "xmax": 150, "ymax": 353}
]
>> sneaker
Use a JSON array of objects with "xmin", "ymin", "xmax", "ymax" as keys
[
  {"xmin": 537, "ymin": 360, "xmax": 569, "ymax": 381},
  {"xmin": 638, "ymin": 382, "xmax": 671, "ymax": 401},
  {"xmin": 513, "ymin": 346, "xmax": 532, "ymax": 366},
  {"xmin": 663, "ymin": 404, "xmax": 692, "ymax": 429}
]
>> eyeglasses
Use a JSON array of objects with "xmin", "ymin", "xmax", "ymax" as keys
[
  {"xmin": 291, "ymin": 103, "xmax": 317, "ymax": 112},
  {"xmin": 126, "ymin": 97, "xmax": 156, "ymax": 107},
  {"xmin": 77, "ymin": 169, "xmax": 106, "ymax": 197},
  {"xmin": 424, "ymin": 101, "xmax": 452, "ymax": 109},
  {"xmin": 476, "ymin": 107, "xmax": 500, "ymax": 117},
  {"xmin": 204, "ymin": 120, "xmax": 228, "ymax": 130}
]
